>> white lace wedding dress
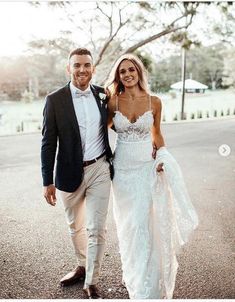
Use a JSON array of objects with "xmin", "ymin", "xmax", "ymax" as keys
[{"xmin": 112, "ymin": 104, "xmax": 198, "ymax": 299}]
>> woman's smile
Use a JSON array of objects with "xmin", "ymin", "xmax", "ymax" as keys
[{"xmin": 124, "ymin": 77, "xmax": 134, "ymax": 82}]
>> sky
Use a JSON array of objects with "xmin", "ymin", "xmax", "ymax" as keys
[
  {"xmin": 0, "ymin": 1, "xmax": 234, "ymax": 58},
  {"xmin": 0, "ymin": 2, "xmax": 68, "ymax": 56}
]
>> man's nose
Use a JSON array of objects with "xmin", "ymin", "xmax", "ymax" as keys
[{"xmin": 79, "ymin": 65, "xmax": 85, "ymax": 72}]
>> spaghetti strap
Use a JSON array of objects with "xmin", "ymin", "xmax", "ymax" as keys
[
  {"xmin": 115, "ymin": 95, "xmax": 119, "ymax": 111},
  {"xmin": 149, "ymin": 94, "xmax": 152, "ymax": 111}
]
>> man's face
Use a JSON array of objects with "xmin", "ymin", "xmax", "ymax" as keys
[{"xmin": 67, "ymin": 54, "xmax": 95, "ymax": 90}]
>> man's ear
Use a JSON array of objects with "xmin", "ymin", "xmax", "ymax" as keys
[
  {"xmin": 66, "ymin": 64, "xmax": 70, "ymax": 75},
  {"xmin": 92, "ymin": 66, "xmax": 96, "ymax": 75}
]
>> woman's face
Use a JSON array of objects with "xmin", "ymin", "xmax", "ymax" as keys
[{"xmin": 118, "ymin": 60, "xmax": 139, "ymax": 89}]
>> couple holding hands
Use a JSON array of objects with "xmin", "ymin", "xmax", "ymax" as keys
[{"xmin": 41, "ymin": 47, "xmax": 198, "ymax": 299}]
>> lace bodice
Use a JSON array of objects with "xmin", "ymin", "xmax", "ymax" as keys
[{"xmin": 113, "ymin": 110, "xmax": 153, "ymax": 142}]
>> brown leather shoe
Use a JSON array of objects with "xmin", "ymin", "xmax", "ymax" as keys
[
  {"xmin": 60, "ymin": 266, "xmax": 85, "ymax": 287},
  {"xmin": 83, "ymin": 285, "xmax": 103, "ymax": 299}
]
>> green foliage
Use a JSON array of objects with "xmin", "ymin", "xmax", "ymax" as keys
[
  {"xmin": 170, "ymin": 31, "xmax": 201, "ymax": 50},
  {"xmin": 134, "ymin": 51, "xmax": 153, "ymax": 73},
  {"xmin": 2, "ymin": 1, "xmax": 235, "ymax": 96},
  {"xmin": 150, "ymin": 54, "xmax": 181, "ymax": 92},
  {"xmin": 222, "ymin": 48, "xmax": 235, "ymax": 88},
  {"xmin": 150, "ymin": 43, "xmax": 226, "ymax": 92}
]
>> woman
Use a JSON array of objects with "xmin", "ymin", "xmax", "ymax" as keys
[{"xmin": 105, "ymin": 54, "xmax": 198, "ymax": 299}]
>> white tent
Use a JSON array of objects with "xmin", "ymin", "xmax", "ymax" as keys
[{"xmin": 171, "ymin": 79, "xmax": 208, "ymax": 91}]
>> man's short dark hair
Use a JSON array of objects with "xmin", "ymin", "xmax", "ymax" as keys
[{"xmin": 68, "ymin": 48, "xmax": 93, "ymax": 61}]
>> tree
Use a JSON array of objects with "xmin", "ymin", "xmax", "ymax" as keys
[
  {"xmin": 0, "ymin": 53, "xmax": 68, "ymax": 100},
  {"xmin": 29, "ymin": 1, "xmax": 201, "ymax": 83},
  {"xmin": 150, "ymin": 43, "xmax": 227, "ymax": 92},
  {"xmin": 2, "ymin": 1, "xmax": 234, "ymax": 99},
  {"xmin": 187, "ymin": 44, "xmax": 224, "ymax": 89},
  {"xmin": 222, "ymin": 47, "xmax": 235, "ymax": 88}
]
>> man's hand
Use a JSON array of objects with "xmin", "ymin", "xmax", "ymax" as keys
[{"xmin": 43, "ymin": 184, "xmax": 57, "ymax": 206}]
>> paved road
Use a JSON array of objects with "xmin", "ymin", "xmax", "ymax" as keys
[{"xmin": 0, "ymin": 117, "xmax": 235, "ymax": 299}]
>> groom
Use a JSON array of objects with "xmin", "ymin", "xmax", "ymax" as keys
[{"xmin": 41, "ymin": 47, "xmax": 113, "ymax": 299}]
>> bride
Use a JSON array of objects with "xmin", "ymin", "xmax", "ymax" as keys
[{"xmin": 105, "ymin": 53, "xmax": 198, "ymax": 299}]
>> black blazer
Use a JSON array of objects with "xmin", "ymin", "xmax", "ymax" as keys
[{"xmin": 41, "ymin": 82, "xmax": 113, "ymax": 192}]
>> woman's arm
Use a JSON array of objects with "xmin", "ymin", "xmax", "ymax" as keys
[
  {"xmin": 151, "ymin": 96, "xmax": 165, "ymax": 172},
  {"xmin": 151, "ymin": 96, "xmax": 165, "ymax": 150}
]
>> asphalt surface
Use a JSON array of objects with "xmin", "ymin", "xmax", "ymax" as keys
[{"xmin": 0, "ymin": 117, "xmax": 235, "ymax": 299}]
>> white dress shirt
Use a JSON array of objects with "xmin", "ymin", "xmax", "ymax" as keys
[{"xmin": 70, "ymin": 82, "xmax": 105, "ymax": 161}]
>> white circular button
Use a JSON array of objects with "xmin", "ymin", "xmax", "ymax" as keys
[{"xmin": 218, "ymin": 144, "xmax": 231, "ymax": 157}]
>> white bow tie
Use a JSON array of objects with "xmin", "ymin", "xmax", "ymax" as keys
[{"xmin": 75, "ymin": 91, "xmax": 91, "ymax": 98}]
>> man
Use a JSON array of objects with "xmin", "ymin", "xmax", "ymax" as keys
[{"xmin": 41, "ymin": 47, "xmax": 113, "ymax": 299}]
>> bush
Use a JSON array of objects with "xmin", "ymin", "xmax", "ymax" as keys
[
  {"xmin": 191, "ymin": 113, "xmax": 195, "ymax": 119},
  {"xmin": 214, "ymin": 110, "xmax": 217, "ymax": 117},
  {"xmin": 197, "ymin": 111, "xmax": 202, "ymax": 119}
]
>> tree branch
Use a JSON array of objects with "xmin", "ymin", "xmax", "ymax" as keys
[
  {"xmin": 123, "ymin": 9, "xmax": 196, "ymax": 54},
  {"xmin": 94, "ymin": 4, "xmax": 130, "ymax": 66},
  {"xmin": 89, "ymin": 20, "xmax": 97, "ymax": 52}
]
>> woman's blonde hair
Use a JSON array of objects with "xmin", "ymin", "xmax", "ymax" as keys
[{"xmin": 105, "ymin": 53, "xmax": 149, "ymax": 96}]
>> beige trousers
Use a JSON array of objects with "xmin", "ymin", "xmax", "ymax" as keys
[{"xmin": 60, "ymin": 156, "xmax": 111, "ymax": 288}]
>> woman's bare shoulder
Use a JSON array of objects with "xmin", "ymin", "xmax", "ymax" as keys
[{"xmin": 150, "ymin": 95, "xmax": 162, "ymax": 110}]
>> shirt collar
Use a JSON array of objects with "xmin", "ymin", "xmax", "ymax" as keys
[{"xmin": 70, "ymin": 82, "xmax": 91, "ymax": 96}]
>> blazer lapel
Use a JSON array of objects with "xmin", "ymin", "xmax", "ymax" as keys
[{"xmin": 90, "ymin": 84, "xmax": 106, "ymax": 125}]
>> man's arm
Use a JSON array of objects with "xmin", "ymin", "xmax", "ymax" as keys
[{"xmin": 41, "ymin": 95, "xmax": 58, "ymax": 206}]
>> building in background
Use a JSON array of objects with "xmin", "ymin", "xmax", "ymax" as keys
[{"xmin": 171, "ymin": 79, "xmax": 208, "ymax": 93}]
